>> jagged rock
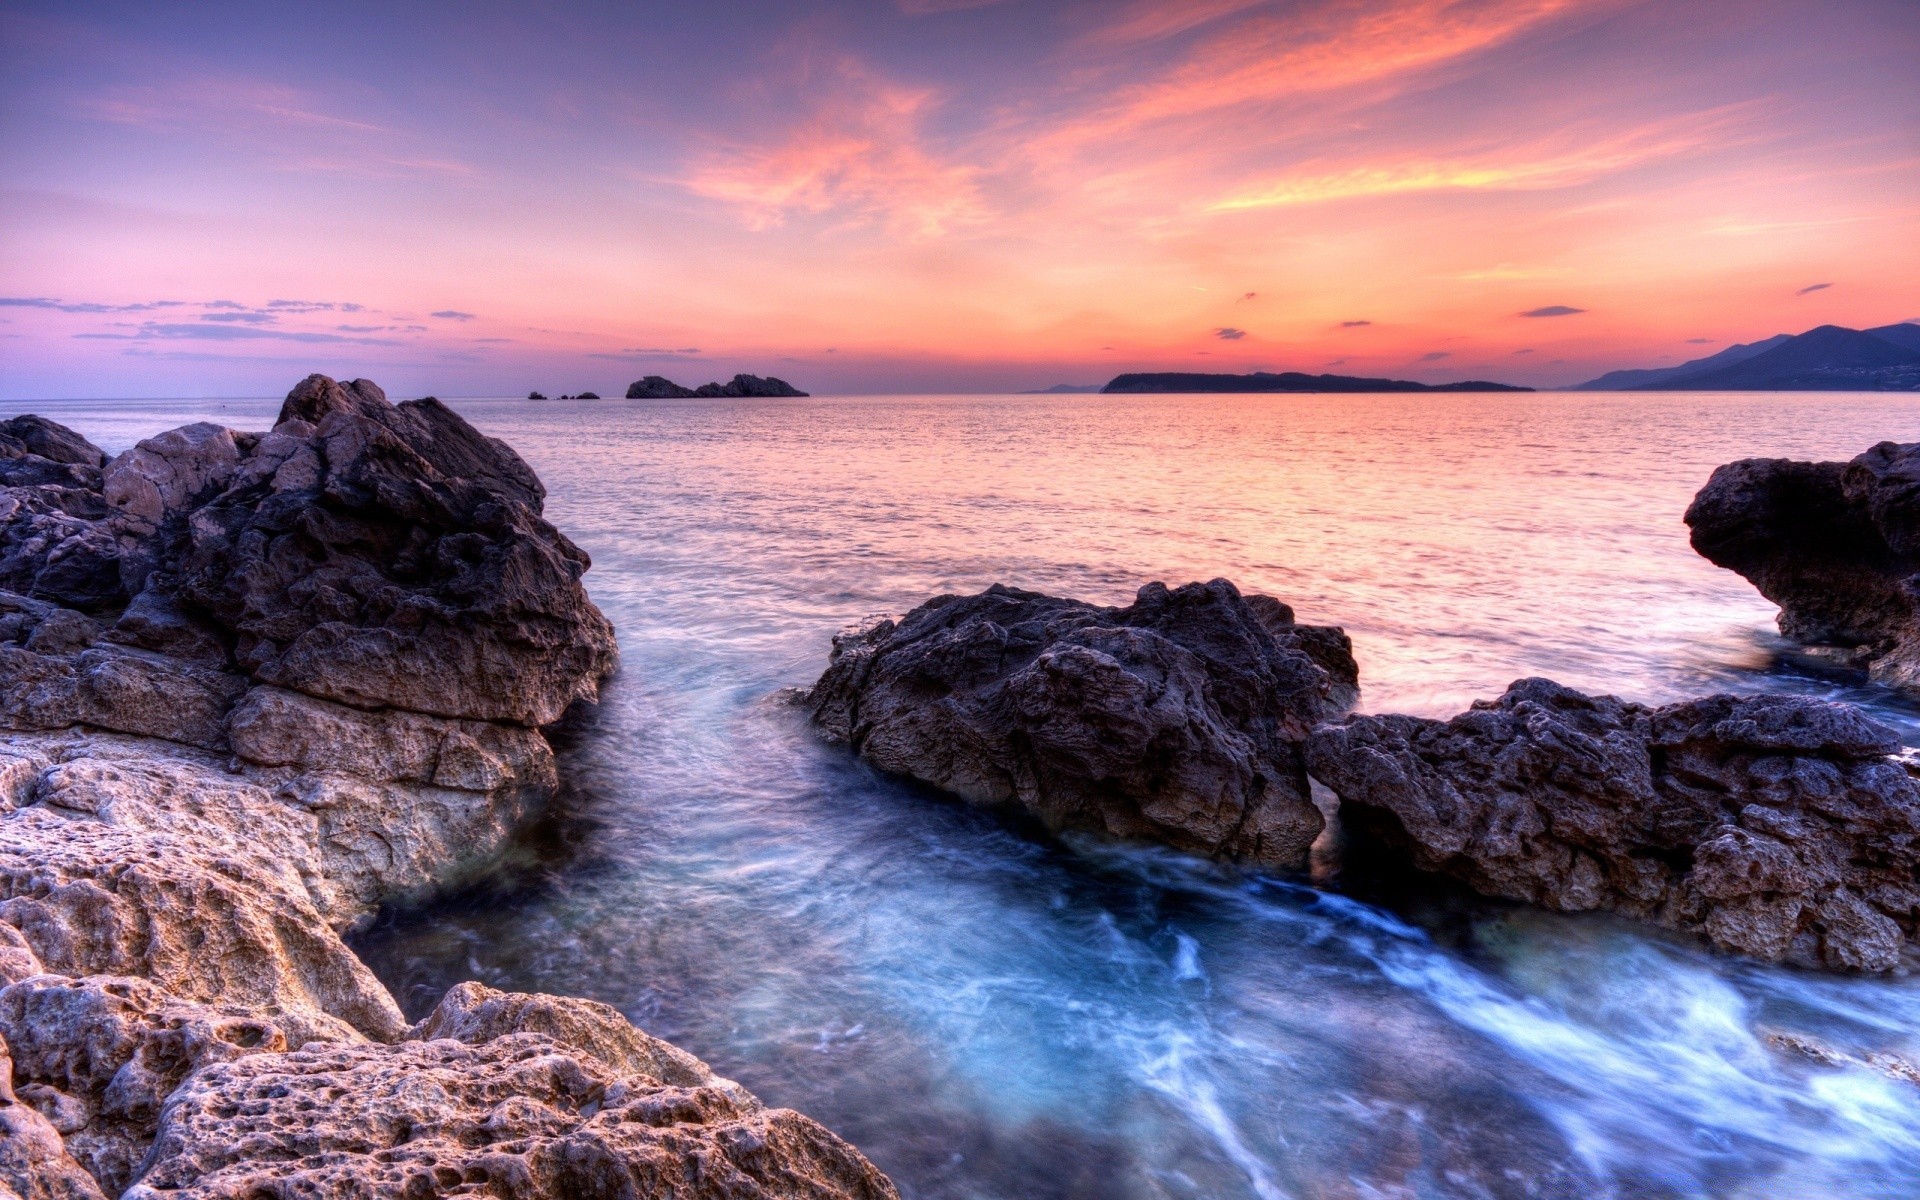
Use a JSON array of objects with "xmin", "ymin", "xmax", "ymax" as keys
[
  {"xmin": 691, "ymin": 373, "xmax": 809, "ymax": 398},
  {"xmin": 0, "ymin": 483, "xmax": 121, "ymax": 614},
  {"xmin": 0, "ymin": 382, "xmax": 892, "ymax": 1197},
  {"xmin": 627, "ymin": 375, "xmax": 699, "ymax": 399},
  {"xmin": 1687, "ymin": 441, "xmax": 1920, "ymax": 688},
  {"xmin": 807, "ymin": 579, "xmax": 1358, "ymax": 869},
  {"xmin": 1305, "ymin": 678, "xmax": 1920, "ymax": 972},
  {"xmin": 134, "ymin": 375, "xmax": 618, "ymax": 726},
  {"xmin": 0, "ymin": 417, "xmax": 106, "ymax": 471},
  {"xmin": 129, "ymin": 1031, "xmax": 897, "ymax": 1200}
]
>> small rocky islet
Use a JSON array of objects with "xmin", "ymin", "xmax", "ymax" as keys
[
  {"xmin": 0, "ymin": 378, "xmax": 893, "ymax": 1199},
  {"xmin": 5, "ymin": 376, "xmax": 1920, "ymax": 1196}
]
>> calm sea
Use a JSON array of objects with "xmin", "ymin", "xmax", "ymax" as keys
[{"xmin": 31, "ymin": 390, "xmax": 1920, "ymax": 1200}]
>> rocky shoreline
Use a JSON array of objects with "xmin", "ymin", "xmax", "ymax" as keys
[
  {"xmin": 805, "ymin": 436, "xmax": 1920, "ymax": 975},
  {"xmin": 0, "ymin": 378, "xmax": 893, "ymax": 1199}
]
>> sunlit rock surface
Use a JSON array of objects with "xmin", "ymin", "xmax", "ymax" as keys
[
  {"xmin": 1687, "ymin": 440, "xmax": 1920, "ymax": 689},
  {"xmin": 0, "ymin": 380, "xmax": 895, "ymax": 1199},
  {"xmin": 1306, "ymin": 678, "xmax": 1920, "ymax": 972},
  {"xmin": 807, "ymin": 578, "xmax": 1357, "ymax": 869}
]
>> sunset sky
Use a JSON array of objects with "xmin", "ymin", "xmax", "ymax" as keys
[{"xmin": 2, "ymin": 0, "xmax": 1916, "ymax": 398}]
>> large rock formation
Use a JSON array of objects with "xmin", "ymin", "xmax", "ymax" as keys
[
  {"xmin": 0, "ymin": 379, "xmax": 895, "ymax": 1198},
  {"xmin": 1305, "ymin": 678, "xmax": 1920, "ymax": 972},
  {"xmin": 806, "ymin": 579, "xmax": 1358, "ymax": 870},
  {"xmin": 628, "ymin": 374, "xmax": 809, "ymax": 399},
  {"xmin": 1686, "ymin": 440, "xmax": 1920, "ymax": 687}
]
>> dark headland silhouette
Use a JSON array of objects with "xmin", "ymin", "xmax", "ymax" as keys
[
  {"xmin": 1576, "ymin": 322, "xmax": 1920, "ymax": 390},
  {"xmin": 1100, "ymin": 371, "xmax": 1531, "ymax": 394},
  {"xmin": 627, "ymin": 373, "xmax": 808, "ymax": 398}
]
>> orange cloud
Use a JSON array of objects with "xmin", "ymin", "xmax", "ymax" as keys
[
  {"xmin": 1209, "ymin": 109, "xmax": 1751, "ymax": 210},
  {"xmin": 1088, "ymin": 0, "xmax": 1595, "ymax": 130},
  {"xmin": 679, "ymin": 66, "xmax": 985, "ymax": 237}
]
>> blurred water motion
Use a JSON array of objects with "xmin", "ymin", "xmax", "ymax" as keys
[{"xmin": 41, "ymin": 390, "xmax": 1920, "ymax": 1199}]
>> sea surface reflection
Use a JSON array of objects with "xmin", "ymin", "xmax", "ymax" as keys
[{"xmin": 39, "ymin": 390, "xmax": 1920, "ymax": 1199}]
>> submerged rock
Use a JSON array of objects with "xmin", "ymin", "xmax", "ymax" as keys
[
  {"xmin": 806, "ymin": 579, "xmax": 1357, "ymax": 869},
  {"xmin": 0, "ymin": 380, "xmax": 895, "ymax": 1198},
  {"xmin": 1686, "ymin": 441, "xmax": 1920, "ymax": 688},
  {"xmin": 1305, "ymin": 678, "xmax": 1920, "ymax": 972}
]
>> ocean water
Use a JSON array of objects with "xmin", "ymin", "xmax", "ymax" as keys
[{"xmin": 34, "ymin": 390, "xmax": 1920, "ymax": 1200}]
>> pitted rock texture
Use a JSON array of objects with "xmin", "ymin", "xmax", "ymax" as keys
[
  {"xmin": 0, "ymin": 382, "xmax": 896, "ymax": 1197},
  {"xmin": 128, "ymin": 1028, "xmax": 895, "ymax": 1200},
  {"xmin": 1305, "ymin": 678, "xmax": 1920, "ymax": 972},
  {"xmin": 1687, "ymin": 441, "xmax": 1920, "ymax": 689},
  {"xmin": 807, "ymin": 578, "xmax": 1358, "ymax": 869}
]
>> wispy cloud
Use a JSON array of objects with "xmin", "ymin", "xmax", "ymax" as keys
[
  {"xmin": 1795, "ymin": 282, "xmax": 1832, "ymax": 295},
  {"xmin": 79, "ymin": 76, "xmax": 473, "ymax": 179},
  {"xmin": 1211, "ymin": 110, "xmax": 1738, "ymax": 211},
  {"xmin": 1213, "ymin": 326, "xmax": 1246, "ymax": 339},
  {"xmin": 1521, "ymin": 305, "xmax": 1586, "ymax": 317},
  {"xmin": 896, "ymin": 0, "xmax": 1011, "ymax": 12},
  {"xmin": 1340, "ymin": 319, "xmax": 1373, "ymax": 327},
  {"xmin": 1098, "ymin": 0, "xmax": 1589, "ymax": 126},
  {"xmin": 431, "ymin": 310, "xmax": 477, "ymax": 321},
  {"xmin": 76, "ymin": 322, "xmax": 399, "ymax": 345},
  {"xmin": 588, "ymin": 348, "xmax": 709, "ymax": 362},
  {"xmin": 1419, "ymin": 350, "xmax": 1451, "ymax": 361},
  {"xmin": 680, "ymin": 62, "xmax": 984, "ymax": 237},
  {"xmin": 1, "ymin": 296, "xmax": 185, "ymax": 313}
]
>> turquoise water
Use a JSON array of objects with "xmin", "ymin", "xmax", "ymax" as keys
[{"xmin": 32, "ymin": 391, "xmax": 1920, "ymax": 1199}]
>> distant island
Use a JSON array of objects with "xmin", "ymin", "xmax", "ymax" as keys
[
  {"xmin": 1021, "ymin": 384, "xmax": 1103, "ymax": 394},
  {"xmin": 1101, "ymin": 371, "xmax": 1531, "ymax": 394},
  {"xmin": 627, "ymin": 373, "xmax": 808, "ymax": 398},
  {"xmin": 1575, "ymin": 322, "xmax": 1920, "ymax": 391}
]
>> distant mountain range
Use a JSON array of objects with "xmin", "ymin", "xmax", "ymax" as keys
[
  {"xmin": 1101, "ymin": 371, "xmax": 1530, "ymax": 394},
  {"xmin": 1575, "ymin": 323, "xmax": 1920, "ymax": 391}
]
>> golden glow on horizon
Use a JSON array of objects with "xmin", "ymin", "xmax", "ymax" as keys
[{"xmin": 0, "ymin": 0, "xmax": 1915, "ymax": 396}]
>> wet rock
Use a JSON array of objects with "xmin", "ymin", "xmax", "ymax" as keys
[
  {"xmin": 1687, "ymin": 441, "xmax": 1920, "ymax": 689},
  {"xmin": 807, "ymin": 579, "xmax": 1358, "ymax": 869},
  {"xmin": 1305, "ymin": 678, "xmax": 1920, "ymax": 971}
]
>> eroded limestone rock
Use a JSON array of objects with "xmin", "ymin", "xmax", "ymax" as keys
[
  {"xmin": 0, "ymin": 383, "xmax": 896, "ymax": 1197},
  {"xmin": 807, "ymin": 578, "xmax": 1357, "ymax": 869},
  {"xmin": 1305, "ymin": 678, "xmax": 1920, "ymax": 971},
  {"xmin": 129, "ymin": 1032, "xmax": 895, "ymax": 1200}
]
